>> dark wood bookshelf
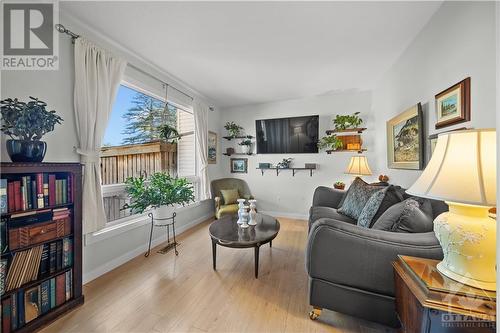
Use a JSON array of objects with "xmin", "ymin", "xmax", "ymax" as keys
[{"xmin": 0, "ymin": 162, "xmax": 84, "ymax": 333}]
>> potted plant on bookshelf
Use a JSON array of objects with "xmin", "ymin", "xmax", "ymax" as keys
[
  {"xmin": 317, "ymin": 135, "xmax": 344, "ymax": 151},
  {"xmin": 0, "ymin": 97, "xmax": 63, "ymax": 162},
  {"xmin": 333, "ymin": 112, "xmax": 363, "ymax": 130},
  {"xmin": 224, "ymin": 121, "xmax": 244, "ymax": 138},
  {"xmin": 238, "ymin": 139, "xmax": 252, "ymax": 154}
]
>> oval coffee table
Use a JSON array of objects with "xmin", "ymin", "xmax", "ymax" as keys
[{"xmin": 209, "ymin": 213, "xmax": 280, "ymax": 278}]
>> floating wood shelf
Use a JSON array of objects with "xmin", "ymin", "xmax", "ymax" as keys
[
  {"xmin": 256, "ymin": 167, "xmax": 315, "ymax": 177},
  {"xmin": 325, "ymin": 127, "xmax": 367, "ymax": 135},
  {"xmin": 222, "ymin": 135, "xmax": 254, "ymax": 140},
  {"xmin": 223, "ymin": 153, "xmax": 253, "ymax": 156},
  {"xmin": 326, "ymin": 149, "xmax": 367, "ymax": 154}
]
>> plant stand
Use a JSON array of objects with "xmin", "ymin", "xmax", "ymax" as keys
[{"xmin": 145, "ymin": 212, "xmax": 179, "ymax": 257}]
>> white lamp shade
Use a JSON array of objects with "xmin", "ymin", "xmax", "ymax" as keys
[
  {"xmin": 407, "ymin": 129, "xmax": 496, "ymax": 207},
  {"xmin": 345, "ymin": 156, "xmax": 372, "ymax": 176}
]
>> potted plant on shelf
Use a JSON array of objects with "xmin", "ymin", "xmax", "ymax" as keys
[
  {"xmin": 159, "ymin": 124, "xmax": 181, "ymax": 143},
  {"xmin": 0, "ymin": 97, "xmax": 63, "ymax": 162},
  {"xmin": 317, "ymin": 135, "xmax": 344, "ymax": 151},
  {"xmin": 224, "ymin": 121, "xmax": 244, "ymax": 138},
  {"xmin": 123, "ymin": 172, "xmax": 195, "ymax": 215},
  {"xmin": 238, "ymin": 139, "xmax": 252, "ymax": 154},
  {"xmin": 334, "ymin": 181, "xmax": 345, "ymax": 190},
  {"xmin": 277, "ymin": 158, "xmax": 293, "ymax": 169},
  {"xmin": 333, "ymin": 112, "xmax": 363, "ymax": 131}
]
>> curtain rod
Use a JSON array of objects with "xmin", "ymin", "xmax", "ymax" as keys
[{"xmin": 55, "ymin": 23, "xmax": 195, "ymax": 102}]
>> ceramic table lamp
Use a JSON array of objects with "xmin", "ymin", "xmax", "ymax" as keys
[
  {"xmin": 345, "ymin": 155, "xmax": 372, "ymax": 180},
  {"xmin": 407, "ymin": 129, "xmax": 496, "ymax": 291}
]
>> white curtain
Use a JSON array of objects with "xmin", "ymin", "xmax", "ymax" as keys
[
  {"xmin": 193, "ymin": 99, "xmax": 210, "ymax": 200},
  {"xmin": 74, "ymin": 37, "xmax": 127, "ymax": 234}
]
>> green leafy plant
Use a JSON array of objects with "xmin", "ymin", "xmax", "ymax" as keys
[
  {"xmin": 0, "ymin": 97, "xmax": 63, "ymax": 141},
  {"xmin": 159, "ymin": 124, "xmax": 181, "ymax": 143},
  {"xmin": 123, "ymin": 172, "xmax": 195, "ymax": 214},
  {"xmin": 334, "ymin": 181, "xmax": 345, "ymax": 186},
  {"xmin": 238, "ymin": 139, "xmax": 252, "ymax": 146},
  {"xmin": 224, "ymin": 121, "xmax": 243, "ymax": 137},
  {"xmin": 317, "ymin": 135, "xmax": 344, "ymax": 151},
  {"xmin": 333, "ymin": 112, "xmax": 363, "ymax": 130},
  {"xmin": 277, "ymin": 158, "xmax": 293, "ymax": 169}
]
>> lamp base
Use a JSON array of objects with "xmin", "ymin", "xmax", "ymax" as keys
[{"xmin": 433, "ymin": 203, "xmax": 496, "ymax": 291}]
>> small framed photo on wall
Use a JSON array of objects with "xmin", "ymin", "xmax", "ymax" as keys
[
  {"xmin": 435, "ymin": 77, "xmax": 470, "ymax": 129},
  {"xmin": 208, "ymin": 131, "xmax": 217, "ymax": 164},
  {"xmin": 230, "ymin": 158, "xmax": 248, "ymax": 173}
]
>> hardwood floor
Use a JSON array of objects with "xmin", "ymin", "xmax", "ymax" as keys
[{"xmin": 40, "ymin": 218, "xmax": 394, "ymax": 333}]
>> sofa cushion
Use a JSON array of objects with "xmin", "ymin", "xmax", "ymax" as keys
[
  {"xmin": 310, "ymin": 206, "xmax": 356, "ymax": 226},
  {"xmin": 371, "ymin": 198, "xmax": 434, "ymax": 233},
  {"xmin": 357, "ymin": 187, "xmax": 389, "ymax": 228},
  {"xmin": 220, "ymin": 189, "xmax": 239, "ymax": 205},
  {"xmin": 338, "ymin": 177, "xmax": 382, "ymax": 220},
  {"xmin": 371, "ymin": 201, "xmax": 404, "ymax": 231}
]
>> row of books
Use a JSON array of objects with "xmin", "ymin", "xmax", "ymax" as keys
[
  {"xmin": 0, "ymin": 173, "xmax": 74, "ymax": 214},
  {"xmin": 1, "ymin": 238, "xmax": 73, "ymax": 295},
  {"xmin": 1, "ymin": 270, "xmax": 72, "ymax": 333}
]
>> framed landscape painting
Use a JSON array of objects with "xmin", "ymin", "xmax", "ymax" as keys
[
  {"xmin": 386, "ymin": 103, "xmax": 424, "ymax": 170},
  {"xmin": 435, "ymin": 77, "xmax": 470, "ymax": 129},
  {"xmin": 208, "ymin": 131, "xmax": 217, "ymax": 164},
  {"xmin": 230, "ymin": 158, "xmax": 248, "ymax": 173}
]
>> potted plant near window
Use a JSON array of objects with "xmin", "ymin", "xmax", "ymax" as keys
[
  {"xmin": 224, "ymin": 121, "xmax": 244, "ymax": 138},
  {"xmin": 159, "ymin": 124, "xmax": 181, "ymax": 143},
  {"xmin": 333, "ymin": 112, "xmax": 363, "ymax": 130},
  {"xmin": 1, "ymin": 97, "xmax": 63, "ymax": 162},
  {"xmin": 317, "ymin": 135, "xmax": 344, "ymax": 151},
  {"xmin": 238, "ymin": 139, "xmax": 252, "ymax": 154}
]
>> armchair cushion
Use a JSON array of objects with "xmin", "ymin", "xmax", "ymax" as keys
[
  {"xmin": 338, "ymin": 177, "xmax": 382, "ymax": 220},
  {"xmin": 220, "ymin": 189, "xmax": 239, "ymax": 205},
  {"xmin": 216, "ymin": 204, "xmax": 239, "ymax": 219}
]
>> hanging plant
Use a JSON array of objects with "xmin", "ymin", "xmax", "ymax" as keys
[
  {"xmin": 159, "ymin": 124, "xmax": 181, "ymax": 143},
  {"xmin": 318, "ymin": 135, "xmax": 344, "ymax": 151},
  {"xmin": 333, "ymin": 112, "xmax": 363, "ymax": 130}
]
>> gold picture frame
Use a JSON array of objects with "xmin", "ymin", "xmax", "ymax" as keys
[
  {"xmin": 208, "ymin": 131, "xmax": 217, "ymax": 164},
  {"xmin": 386, "ymin": 103, "xmax": 424, "ymax": 170}
]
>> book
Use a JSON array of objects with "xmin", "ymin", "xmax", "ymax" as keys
[
  {"xmin": 0, "ymin": 178, "xmax": 7, "ymax": 214},
  {"xmin": 49, "ymin": 242, "xmax": 57, "ymax": 274},
  {"xmin": 2, "ymin": 296, "xmax": 11, "ymax": 333},
  {"xmin": 43, "ymin": 174, "xmax": 49, "ymax": 207},
  {"xmin": 24, "ymin": 285, "xmax": 41, "ymax": 323},
  {"xmin": 24, "ymin": 176, "xmax": 32, "ymax": 210},
  {"xmin": 62, "ymin": 179, "xmax": 67, "ymax": 204},
  {"xmin": 65, "ymin": 270, "xmax": 72, "ymax": 300},
  {"xmin": 31, "ymin": 180, "xmax": 37, "ymax": 210},
  {"xmin": 7, "ymin": 182, "xmax": 15, "ymax": 212},
  {"xmin": 37, "ymin": 173, "xmax": 44, "ymax": 208},
  {"xmin": 11, "ymin": 293, "xmax": 17, "ymax": 331},
  {"xmin": 21, "ymin": 179, "xmax": 27, "ymax": 211},
  {"xmin": 39, "ymin": 243, "xmax": 49, "ymax": 276},
  {"xmin": 56, "ymin": 241, "xmax": 62, "ymax": 271},
  {"xmin": 55, "ymin": 273, "xmax": 65, "ymax": 306},
  {"xmin": 1, "ymin": 258, "xmax": 7, "ymax": 295},
  {"xmin": 40, "ymin": 280, "xmax": 50, "ymax": 314},
  {"xmin": 18, "ymin": 290, "xmax": 25, "ymax": 327},
  {"xmin": 48, "ymin": 174, "xmax": 56, "ymax": 206},
  {"xmin": 50, "ymin": 278, "xmax": 56, "ymax": 309},
  {"xmin": 1, "ymin": 217, "xmax": 7, "ymax": 253},
  {"xmin": 13, "ymin": 181, "xmax": 21, "ymax": 211}
]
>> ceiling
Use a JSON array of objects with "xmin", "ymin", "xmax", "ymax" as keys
[{"xmin": 61, "ymin": 1, "xmax": 442, "ymax": 108}]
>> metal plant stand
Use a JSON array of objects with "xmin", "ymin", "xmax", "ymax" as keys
[{"xmin": 145, "ymin": 212, "xmax": 179, "ymax": 257}]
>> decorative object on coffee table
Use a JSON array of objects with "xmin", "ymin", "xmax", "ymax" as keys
[
  {"xmin": 345, "ymin": 155, "xmax": 372, "ymax": 180},
  {"xmin": 386, "ymin": 103, "xmax": 424, "ymax": 170},
  {"xmin": 407, "ymin": 129, "xmax": 496, "ymax": 291},
  {"xmin": 333, "ymin": 181, "xmax": 345, "ymax": 190},
  {"xmin": 240, "ymin": 207, "xmax": 250, "ymax": 228},
  {"xmin": 435, "ymin": 77, "xmax": 471, "ymax": 129},
  {"xmin": 236, "ymin": 198, "xmax": 246, "ymax": 225},
  {"xmin": 1, "ymin": 97, "xmax": 63, "ymax": 162},
  {"xmin": 209, "ymin": 213, "xmax": 280, "ymax": 278},
  {"xmin": 248, "ymin": 200, "xmax": 257, "ymax": 226},
  {"xmin": 393, "ymin": 255, "xmax": 495, "ymax": 332}
]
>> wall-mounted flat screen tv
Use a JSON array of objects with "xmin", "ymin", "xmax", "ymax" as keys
[{"xmin": 256, "ymin": 115, "xmax": 319, "ymax": 154}]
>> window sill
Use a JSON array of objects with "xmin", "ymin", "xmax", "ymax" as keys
[{"xmin": 85, "ymin": 201, "xmax": 203, "ymax": 245}]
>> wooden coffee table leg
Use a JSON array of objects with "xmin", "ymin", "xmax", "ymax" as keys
[
  {"xmin": 212, "ymin": 240, "xmax": 217, "ymax": 271},
  {"xmin": 254, "ymin": 245, "xmax": 260, "ymax": 278}
]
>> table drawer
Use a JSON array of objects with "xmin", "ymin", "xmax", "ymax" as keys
[{"xmin": 9, "ymin": 218, "xmax": 72, "ymax": 250}]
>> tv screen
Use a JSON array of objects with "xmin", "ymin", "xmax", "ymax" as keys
[{"xmin": 256, "ymin": 115, "xmax": 319, "ymax": 154}]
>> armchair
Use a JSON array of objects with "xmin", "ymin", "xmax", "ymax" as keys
[{"xmin": 210, "ymin": 178, "xmax": 253, "ymax": 219}]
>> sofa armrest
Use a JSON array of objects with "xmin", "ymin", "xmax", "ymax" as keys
[
  {"xmin": 306, "ymin": 218, "xmax": 443, "ymax": 296},
  {"xmin": 312, "ymin": 186, "xmax": 345, "ymax": 209}
]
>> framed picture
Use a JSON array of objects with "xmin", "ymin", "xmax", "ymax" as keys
[
  {"xmin": 230, "ymin": 158, "xmax": 248, "ymax": 173},
  {"xmin": 386, "ymin": 103, "xmax": 424, "ymax": 170},
  {"xmin": 428, "ymin": 127, "xmax": 468, "ymax": 160},
  {"xmin": 208, "ymin": 131, "xmax": 217, "ymax": 164},
  {"xmin": 435, "ymin": 77, "xmax": 470, "ymax": 129}
]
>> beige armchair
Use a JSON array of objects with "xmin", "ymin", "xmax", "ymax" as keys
[{"xmin": 210, "ymin": 178, "xmax": 253, "ymax": 219}]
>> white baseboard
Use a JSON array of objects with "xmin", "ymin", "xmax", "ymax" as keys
[
  {"xmin": 260, "ymin": 210, "xmax": 308, "ymax": 221},
  {"xmin": 82, "ymin": 212, "xmax": 214, "ymax": 284}
]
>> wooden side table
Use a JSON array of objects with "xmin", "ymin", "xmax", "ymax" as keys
[{"xmin": 393, "ymin": 255, "xmax": 496, "ymax": 333}]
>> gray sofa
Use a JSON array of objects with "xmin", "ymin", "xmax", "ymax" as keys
[{"xmin": 306, "ymin": 186, "xmax": 447, "ymax": 327}]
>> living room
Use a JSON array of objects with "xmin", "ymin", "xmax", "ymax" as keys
[{"xmin": 0, "ymin": 1, "xmax": 498, "ymax": 332}]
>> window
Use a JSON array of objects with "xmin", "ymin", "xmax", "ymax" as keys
[{"xmin": 100, "ymin": 76, "xmax": 197, "ymax": 224}]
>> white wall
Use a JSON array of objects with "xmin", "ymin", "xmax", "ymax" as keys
[
  {"xmin": 0, "ymin": 11, "xmax": 217, "ymax": 283},
  {"xmin": 219, "ymin": 91, "xmax": 373, "ymax": 218},
  {"xmin": 372, "ymin": 1, "xmax": 497, "ymax": 188}
]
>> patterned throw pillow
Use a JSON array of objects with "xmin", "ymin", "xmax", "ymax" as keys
[
  {"xmin": 391, "ymin": 198, "xmax": 434, "ymax": 233},
  {"xmin": 357, "ymin": 187, "xmax": 389, "ymax": 228},
  {"xmin": 338, "ymin": 177, "xmax": 382, "ymax": 220},
  {"xmin": 220, "ymin": 189, "xmax": 239, "ymax": 205}
]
